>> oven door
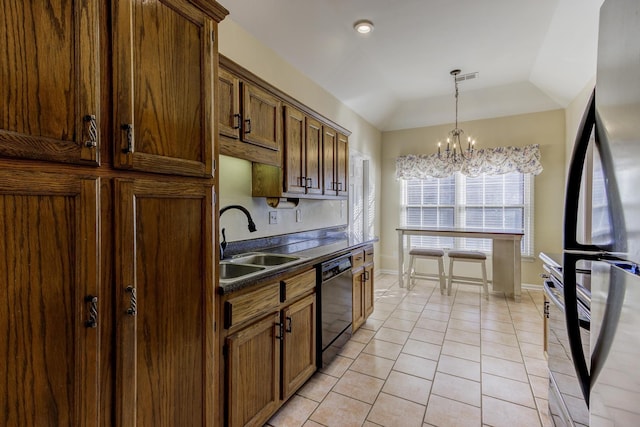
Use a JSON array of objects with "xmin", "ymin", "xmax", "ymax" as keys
[{"xmin": 544, "ymin": 278, "xmax": 590, "ymax": 426}]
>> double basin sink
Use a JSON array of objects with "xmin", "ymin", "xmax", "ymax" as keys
[{"xmin": 219, "ymin": 253, "xmax": 303, "ymax": 282}]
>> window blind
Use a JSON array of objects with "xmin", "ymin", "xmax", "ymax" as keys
[{"xmin": 402, "ymin": 172, "xmax": 534, "ymax": 256}]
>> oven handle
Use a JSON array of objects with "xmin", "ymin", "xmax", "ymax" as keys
[{"xmin": 543, "ymin": 280, "xmax": 564, "ymax": 312}]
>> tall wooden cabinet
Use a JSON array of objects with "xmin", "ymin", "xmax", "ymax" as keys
[
  {"xmin": 0, "ymin": 170, "xmax": 100, "ymax": 427},
  {"xmin": 0, "ymin": 1, "xmax": 228, "ymax": 426}
]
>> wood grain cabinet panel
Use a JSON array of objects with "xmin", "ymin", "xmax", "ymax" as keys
[
  {"xmin": 115, "ymin": 179, "xmax": 215, "ymax": 427},
  {"xmin": 282, "ymin": 294, "xmax": 316, "ymax": 399},
  {"xmin": 226, "ymin": 313, "xmax": 281, "ymax": 427},
  {"xmin": 0, "ymin": 0, "xmax": 100, "ymax": 165},
  {"xmin": 336, "ymin": 132, "xmax": 349, "ymax": 197},
  {"xmin": 283, "ymin": 106, "xmax": 323, "ymax": 196},
  {"xmin": 218, "ymin": 68, "xmax": 241, "ymax": 140},
  {"xmin": 113, "ymin": 0, "xmax": 216, "ymax": 177},
  {"xmin": 0, "ymin": 170, "xmax": 99, "ymax": 427}
]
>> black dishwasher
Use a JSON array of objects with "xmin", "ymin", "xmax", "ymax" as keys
[{"xmin": 317, "ymin": 254, "xmax": 353, "ymax": 367}]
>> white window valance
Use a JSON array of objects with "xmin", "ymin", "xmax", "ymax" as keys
[{"xmin": 395, "ymin": 144, "xmax": 543, "ymax": 179}]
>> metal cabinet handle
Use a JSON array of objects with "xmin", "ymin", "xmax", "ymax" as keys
[
  {"xmin": 85, "ymin": 295, "xmax": 98, "ymax": 328},
  {"xmin": 121, "ymin": 124, "xmax": 134, "ymax": 153},
  {"xmin": 285, "ymin": 316, "xmax": 292, "ymax": 333},
  {"xmin": 275, "ymin": 321, "xmax": 284, "ymax": 340},
  {"xmin": 244, "ymin": 118, "xmax": 252, "ymax": 134},
  {"xmin": 337, "ymin": 182, "xmax": 343, "ymax": 191},
  {"xmin": 306, "ymin": 177, "xmax": 312, "ymax": 188},
  {"xmin": 83, "ymin": 115, "xmax": 97, "ymax": 148},
  {"xmin": 300, "ymin": 176, "xmax": 306, "ymax": 188},
  {"xmin": 125, "ymin": 286, "xmax": 137, "ymax": 316},
  {"xmin": 232, "ymin": 113, "xmax": 241, "ymax": 129}
]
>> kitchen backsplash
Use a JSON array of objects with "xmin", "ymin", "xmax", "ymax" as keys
[{"xmin": 218, "ymin": 155, "xmax": 347, "ymax": 242}]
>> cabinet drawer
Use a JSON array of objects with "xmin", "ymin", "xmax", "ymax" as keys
[
  {"xmin": 224, "ymin": 282, "xmax": 280, "ymax": 328},
  {"xmin": 284, "ymin": 269, "xmax": 316, "ymax": 301},
  {"xmin": 364, "ymin": 246, "xmax": 374, "ymax": 264},
  {"xmin": 352, "ymin": 249, "xmax": 364, "ymax": 269}
]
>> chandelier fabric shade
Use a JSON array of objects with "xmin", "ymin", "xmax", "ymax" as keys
[{"xmin": 396, "ymin": 144, "xmax": 544, "ymax": 179}]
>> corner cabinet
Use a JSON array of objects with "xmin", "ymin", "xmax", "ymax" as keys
[
  {"xmin": 113, "ymin": 0, "xmax": 218, "ymax": 177},
  {"xmin": 0, "ymin": 0, "xmax": 100, "ymax": 165},
  {"xmin": 221, "ymin": 269, "xmax": 316, "ymax": 427}
]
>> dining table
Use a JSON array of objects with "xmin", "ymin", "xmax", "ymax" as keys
[{"xmin": 396, "ymin": 226, "xmax": 524, "ymax": 301}]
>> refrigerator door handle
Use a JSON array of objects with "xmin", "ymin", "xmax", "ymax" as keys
[
  {"xmin": 564, "ymin": 89, "xmax": 600, "ymax": 253},
  {"xmin": 563, "ymin": 252, "xmax": 591, "ymax": 406}
]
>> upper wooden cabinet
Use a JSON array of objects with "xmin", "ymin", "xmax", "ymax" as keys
[
  {"xmin": 322, "ymin": 128, "xmax": 349, "ymax": 197},
  {"xmin": 0, "ymin": 0, "xmax": 100, "ymax": 165},
  {"xmin": 283, "ymin": 106, "xmax": 323, "ymax": 196},
  {"xmin": 113, "ymin": 0, "xmax": 218, "ymax": 177},
  {"xmin": 0, "ymin": 170, "xmax": 100, "ymax": 426},
  {"xmin": 336, "ymin": 132, "xmax": 349, "ymax": 197},
  {"xmin": 217, "ymin": 68, "xmax": 283, "ymax": 167},
  {"xmin": 218, "ymin": 68, "xmax": 241, "ymax": 140}
]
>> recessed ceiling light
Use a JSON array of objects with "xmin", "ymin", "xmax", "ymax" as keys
[{"xmin": 353, "ymin": 20, "xmax": 374, "ymax": 34}]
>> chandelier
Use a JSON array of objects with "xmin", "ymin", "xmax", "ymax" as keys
[{"xmin": 438, "ymin": 69, "xmax": 476, "ymax": 162}]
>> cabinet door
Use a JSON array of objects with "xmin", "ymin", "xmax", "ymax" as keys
[
  {"xmin": 218, "ymin": 68, "xmax": 241, "ymax": 139},
  {"xmin": 0, "ymin": 170, "xmax": 99, "ymax": 426},
  {"xmin": 305, "ymin": 117, "xmax": 324, "ymax": 195},
  {"xmin": 0, "ymin": 0, "xmax": 100, "ymax": 164},
  {"xmin": 283, "ymin": 105, "xmax": 306, "ymax": 195},
  {"xmin": 336, "ymin": 133, "xmax": 349, "ymax": 197},
  {"xmin": 282, "ymin": 294, "xmax": 317, "ymax": 399},
  {"xmin": 352, "ymin": 266, "xmax": 365, "ymax": 332},
  {"xmin": 242, "ymin": 82, "xmax": 282, "ymax": 152},
  {"xmin": 322, "ymin": 126, "xmax": 337, "ymax": 195},
  {"xmin": 226, "ymin": 313, "xmax": 281, "ymax": 427},
  {"xmin": 115, "ymin": 179, "xmax": 215, "ymax": 427},
  {"xmin": 114, "ymin": 0, "xmax": 215, "ymax": 177},
  {"xmin": 364, "ymin": 263, "xmax": 375, "ymax": 318}
]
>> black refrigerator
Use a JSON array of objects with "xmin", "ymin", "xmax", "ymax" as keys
[{"xmin": 562, "ymin": 0, "xmax": 640, "ymax": 425}]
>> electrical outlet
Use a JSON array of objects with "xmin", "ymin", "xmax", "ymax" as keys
[
  {"xmin": 296, "ymin": 209, "xmax": 302, "ymax": 222},
  {"xmin": 269, "ymin": 211, "xmax": 278, "ymax": 224}
]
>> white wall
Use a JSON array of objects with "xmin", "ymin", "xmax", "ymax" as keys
[
  {"xmin": 217, "ymin": 19, "xmax": 383, "ymax": 251},
  {"xmin": 379, "ymin": 110, "xmax": 566, "ymax": 285}
]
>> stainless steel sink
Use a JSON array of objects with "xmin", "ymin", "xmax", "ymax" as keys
[
  {"xmin": 219, "ymin": 262, "xmax": 265, "ymax": 280},
  {"xmin": 229, "ymin": 253, "xmax": 300, "ymax": 266}
]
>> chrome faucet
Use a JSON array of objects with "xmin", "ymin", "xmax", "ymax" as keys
[{"xmin": 219, "ymin": 205, "xmax": 257, "ymax": 259}]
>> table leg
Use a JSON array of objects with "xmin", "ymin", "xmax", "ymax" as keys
[
  {"xmin": 398, "ymin": 230, "xmax": 405, "ymax": 288},
  {"xmin": 492, "ymin": 239, "xmax": 521, "ymax": 301}
]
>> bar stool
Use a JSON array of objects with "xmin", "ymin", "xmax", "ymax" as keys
[
  {"xmin": 447, "ymin": 250, "xmax": 489, "ymax": 299},
  {"xmin": 407, "ymin": 248, "xmax": 446, "ymax": 294}
]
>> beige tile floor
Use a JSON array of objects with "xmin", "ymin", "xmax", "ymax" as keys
[{"xmin": 266, "ymin": 272, "xmax": 552, "ymax": 427}]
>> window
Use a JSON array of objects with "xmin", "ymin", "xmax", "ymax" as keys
[{"xmin": 401, "ymin": 172, "xmax": 534, "ymax": 256}]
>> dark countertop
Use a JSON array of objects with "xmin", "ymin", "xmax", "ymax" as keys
[{"xmin": 219, "ymin": 233, "xmax": 378, "ymax": 295}]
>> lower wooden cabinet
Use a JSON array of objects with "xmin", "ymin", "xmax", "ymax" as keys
[
  {"xmin": 221, "ymin": 269, "xmax": 316, "ymax": 427},
  {"xmin": 282, "ymin": 294, "xmax": 316, "ymax": 399},
  {"xmin": 352, "ymin": 246, "xmax": 375, "ymax": 333},
  {"xmin": 0, "ymin": 170, "xmax": 100, "ymax": 427},
  {"xmin": 226, "ymin": 313, "xmax": 281, "ymax": 427}
]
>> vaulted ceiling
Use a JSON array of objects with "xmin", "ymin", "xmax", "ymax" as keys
[{"xmin": 224, "ymin": 0, "xmax": 603, "ymax": 131}]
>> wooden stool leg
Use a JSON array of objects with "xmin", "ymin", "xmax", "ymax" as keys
[
  {"xmin": 481, "ymin": 260, "xmax": 488, "ymax": 300},
  {"xmin": 408, "ymin": 255, "xmax": 416, "ymax": 289},
  {"xmin": 438, "ymin": 257, "xmax": 446, "ymax": 295},
  {"xmin": 447, "ymin": 258, "xmax": 454, "ymax": 296}
]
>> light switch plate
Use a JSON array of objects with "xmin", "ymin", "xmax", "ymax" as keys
[{"xmin": 269, "ymin": 211, "xmax": 278, "ymax": 224}]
